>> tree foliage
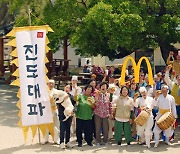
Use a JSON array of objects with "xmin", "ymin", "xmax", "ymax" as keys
[
  {"xmin": 43, "ymin": 0, "xmax": 88, "ymax": 52},
  {"xmin": 71, "ymin": 0, "xmax": 180, "ymax": 60},
  {"xmin": 1, "ymin": 0, "xmax": 180, "ymax": 61}
]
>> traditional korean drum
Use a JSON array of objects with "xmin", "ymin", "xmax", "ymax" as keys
[
  {"xmin": 134, "ymin": 110, "xmax": 150, "ymax": 126},
  {"xmin": 156, "ymin": 112, "xmax": 176, "ymax": 130}
]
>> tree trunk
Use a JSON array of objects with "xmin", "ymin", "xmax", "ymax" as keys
[
  {"xmin": 0, "ymin": 37, "xmax": 4, "ymax": 76},
  {"xmin": 63, "ymin": 38, "xmax": 68, "ymax": 76},
  {"xmin": 160, "ymin": 44, "xmax": 178, "ymax": 65},
  {"xmin": 63, "ymin": 38, "xmax": 68, "ymax": 60},
  {"xmin": 159, "ymin": 45, "xmax": 169, "ymax": 65}
]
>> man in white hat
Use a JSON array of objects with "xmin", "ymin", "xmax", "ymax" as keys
[
  {"xmin": 42, "ymin": 79, "xmax": 60, "ymax": 145},
  {"xmin": 70, "ymin": 76, "xmax": 82, "ymax": 96},
  {"xmin": 153, "ymin": 85, "xmax": 177, "ymax": 147},
  {"xmin": 133, "ymin": 87, "xmax": 154, "ymax": 148},
  {"xmin": 70, "ymin": 76, "xmax": 82, "ymax": 133}
]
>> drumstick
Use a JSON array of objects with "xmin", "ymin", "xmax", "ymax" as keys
[
  {"xmin": 134, "ymin": 92, "xmax": 139, "ymax": 97},
  {"xmin": 156, "ymin": 90, "xmax": 161, "ymax": 94},
  {"xmin": 167, "ymin": 64, "xmax": 172, "ymax": 69}
]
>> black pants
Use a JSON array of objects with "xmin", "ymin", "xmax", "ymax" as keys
[
  {"xmin": 60, "ymin": 117, "xmax": 72, "ymax": 144},
  {"xmin": 76, "ymin": 118, "xmax": 93, "ymax": 144},
  {"xmin": 92, "ymin": 115, "xmax": 96, "ymax": 139}
]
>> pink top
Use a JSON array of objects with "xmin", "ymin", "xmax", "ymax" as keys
[{"xmin": 94, "ymin": 93, "xmax": 112, "ymax": 118}]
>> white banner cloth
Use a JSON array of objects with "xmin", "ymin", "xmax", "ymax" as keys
[{"xmin": 16, "ymin": 29, "xmax": 53, "ymax": 126}]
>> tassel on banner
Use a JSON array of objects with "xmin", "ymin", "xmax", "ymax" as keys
[
  {"xmin": 45, "ymin": 46, "xmax": 50, "ymax": 53},
  {"xmin": 45, "ymin": 67, "xmax": 48, "ymax": 74},
  {"xmin": 17, "ymin": 89, "xmax": 21, "ymax": 98},
  {"xmin": 46, "ymin": 26, "xmax": 54, "ymax": 32},
  {"xmin": 10, "ymin": 78, "xmax": 20, "ymax": 86},
  {"xmin": 12, "ymin": 69, "xmax": 19, "ymax": 77},
  {"xmin": 18, "ymin": 120, "xmax": 22, "ymax": 127},
  {"xmin": 39, "ymin": 124, "xmax": 47, "ymax": 137},
  {"xmin": 10, "ymin": 58, "xmax": 19, "ymax": 67},
  {"xmin": 6, "ymin": 28, "xmax": 15, "ymax": 37},
  {"xmin": 10, "ymin": 48, "xmax": 18, "ymax": 57},
  {"xmin": 30, "ymin": 125, "xmax": 38, "ymax": 142},
  {"xmin": 5, "ymin": 39, "xmax": 16, "ymax": 47},
  {"xmin": 46, "ymin": 37, "xmax": 50, "ymax": 44},
  {"xmin": 45, "ymin": 57, "xmax": 49, "ymax": 63},
  {"xmin": 18, "ymin": 111, "xmax": 21, "ymax": 117},
  {"xmin": 46, "ymin": 76, "xmax": 49, "ymax": 83},
  {"xmin": 22, "ymin": 126, "xmax": 29, "ymax": 142},
  {"xmin": 47, "ymin": 123, "xmax": 54, "ymax": 140},
  {"xmin": 16, "ymin": 100, "xmax": 21, "ymax": 109}
]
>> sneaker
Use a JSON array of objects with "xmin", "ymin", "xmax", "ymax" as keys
[
  {"xmin": 66, "ymin": 142, "xmax": 74, "ymax": 148},
  {"xmin": 165, "ymin": 141, "xmax": 171, "ymax": 145},
  {"xmin": 146, "ymin": 144, "xmax": 151, "ymax": 148},
  {"xmin": 154, "ymin": 143, "xmax": 159, "ymax": 148},
  {"xmin": 96, "ymin": 143, "xmax": 100, "ymax": 147},
  {"xmin": 41, "ymin": 141, "xmax": 48, "ymax": 145},
  {"xmin": 78, "ymin": 143, "xmax": 82, "ymax": 147},
  {"xmin": 138, "ymin": 141, "xmax": 145, "ymax": 145},
  {"xmin": 60, "ymin": 143, "xmax": 66, "ymax": 149},
  {"xmin": 118, "ymin": 142, "xmax": 121, "ymax": 146},
  {"xmin": 101, "ymin": 142, "xmax": 108, "ymax": 146},
  {"xmin": 54, "ymin": 141, "xmax": 60, "ymax": 145},
  {"xmin": 87, "ymin": 143, "xmax": 93, "ymax": 146}
]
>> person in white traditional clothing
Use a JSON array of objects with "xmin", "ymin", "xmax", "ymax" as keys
[
  {"xmin": 70, "ymin": 75, "xmax": 82, "ymax": 133},
  {"xmin": 42, "ymin": 79, "xmax": 60, "ymax": 144},
  {"xmin": 70, "ymin": 75, "xmax": 82, "ymax": 96},
  {"xmin": 133, "ymin": 87, "xmax": 154, "ymax": 148},
  {"xmin": 153, "ymin": 85, "xmax": 177, "ymax": 147},
  {"xmin": 165, "ymin": 66, "xmax": 180, "ymax": 125}
]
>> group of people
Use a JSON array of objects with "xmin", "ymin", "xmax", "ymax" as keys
[{"xmin": 42, "ymin": 64, "xmax": 179, "ymax": 150}]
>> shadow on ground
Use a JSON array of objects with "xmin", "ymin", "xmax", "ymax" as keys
[
  {"xmin": 0, "ymin": 84, "xmax": 19, "ymax": 127},
  {"xmin": 0, "ymin": 139, "xmax": 179, "ymax": 154}
]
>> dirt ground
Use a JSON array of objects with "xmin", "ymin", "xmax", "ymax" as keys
[{"xmin": 0, "ymin": 84, "xmax": 180, "ymax": 154}]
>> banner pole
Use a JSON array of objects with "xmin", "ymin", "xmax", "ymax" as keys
[
  {"xmin": 28, "ymin": 6, "xmax": 31, "ymax": 26},
  {"xmin": 38, "ymin": 127, "xmax": 41, "ymax": 144}
]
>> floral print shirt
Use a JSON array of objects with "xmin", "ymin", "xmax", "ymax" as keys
[{"xmin": 94, "ymin": 93, "xmax": 112, "ymax": 118}]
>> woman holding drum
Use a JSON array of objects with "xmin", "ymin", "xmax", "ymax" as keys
[
  {"xmin": 133, "ymin": 87, "xmax": 154, "ymax": 148},
  {"xmin": 153, "ymin": 85, "xmax": 177, "ymax": 147}
]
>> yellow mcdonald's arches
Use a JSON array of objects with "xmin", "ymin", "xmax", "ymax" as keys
[
  {"xmin": 137, "ymin": 57, "xmax": 153, "ymax": 85},
  {"xmin": 120, "ymin": 56, "xmax": 153, "ymax": 85},
  {"xmin": 120, "ymin": 56, "xmax": 138, "ymax": 85}
]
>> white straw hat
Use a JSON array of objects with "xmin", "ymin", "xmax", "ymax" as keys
[
  {"xmin": 139, "ymin": 87, "xmax": 147, "ymax": 93},
  {"xmin": 48, "ymin": 79, "xmax": 55, "ymax": 83},
  {"xmin": 71, "ymin": 75, "xmax": 78, "ymax": 81}
]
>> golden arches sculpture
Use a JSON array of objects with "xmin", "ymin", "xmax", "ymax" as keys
[{"xmin": 120, "ymin": 56, "xmax": 153, "ymax": 85}]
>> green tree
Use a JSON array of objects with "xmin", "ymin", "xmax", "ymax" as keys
[
  {"xmin": 71, "ymin": 0, "xmax": 180, "ymax": 61},
  {"xmin": 1, "ymin": 0, "xmax": 180, "ymax": 62},
  {"xmin": 0, "ymin": 0, "xmax": 48, "ymax": 27},
  {"xmin": 43, "ymin": 0, "xmax": 89, "ymax": 52},
  {"xmin": 71, "ymin": 0, "xmax": 145, "ymax": 60}
]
